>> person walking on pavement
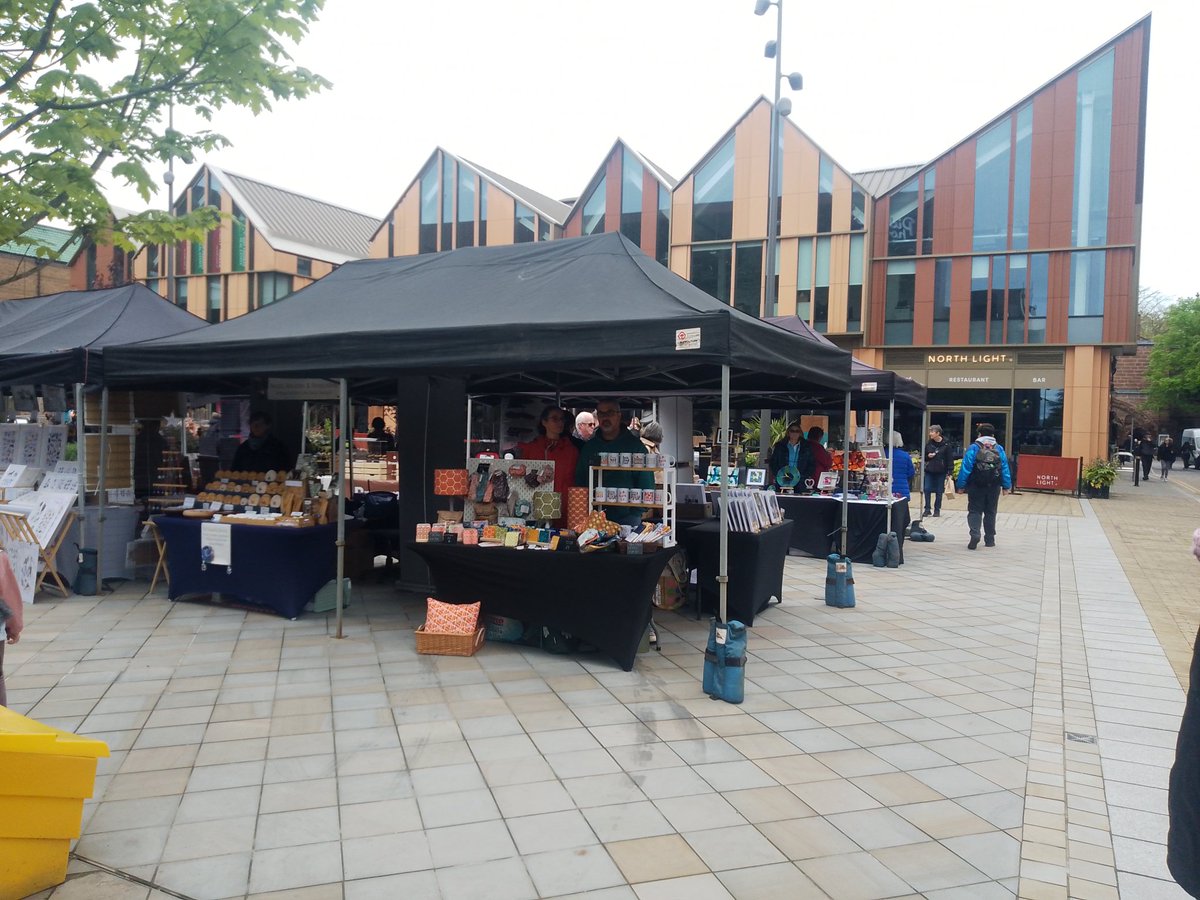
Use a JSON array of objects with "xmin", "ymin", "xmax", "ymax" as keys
[
  {"xmin": 1167, "ymin": 528, "xmax": 1200, "ymax": 897},
  {"xmin": 1138, "ymin": 434, "xmax": 1157, "ymax": 481},
  {"xmin": 956, "ymin": 423, "xmax": 1012, "ymax": 550},
  {"xmin": 922, "ymin": 424, "xmax": 954, "ymax": 517},
  {"xmin": 1159, "ymin": 436, "xmax": 1178, "ymax": 480}
]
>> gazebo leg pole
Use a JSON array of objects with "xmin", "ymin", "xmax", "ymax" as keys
[
  {"xmin": 335, "ymin": 378, "xmax": 348, "ymax": 639},
  {"xmin": 719, "ymin": 365, "xmax": 730, "ymax": 625},
  {"xmin": 841, "ymin": 391, "xmax": 850, "ymax": 557}
]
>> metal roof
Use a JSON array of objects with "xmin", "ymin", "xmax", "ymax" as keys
[
  {"xmin": 853, "ymin": 165, "xmax": 925, "ymax": 198},
  {"xmin": 461, "ymin": 159, "xmax": 571, "ymax": 225},
  {"xmin": 0, "ymin": 223, "xmax": 83, "ymax": 263},
  {"xmin": 563, "ymin": 139, "xmax": 678, "ymax": 226},
  {"xmin": 213, "ymin": 166, "xmax": 379, "ymax": 264}
]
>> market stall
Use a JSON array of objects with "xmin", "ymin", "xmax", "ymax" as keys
[
  {"xmin": 0, "ymin": 285, "xmax": 207, "ymax": 590},
  {"xmin": 152, "ymin": 515, "xmax": 339, "ymax": 619},
  {"xmin": 104, "ymin": 233, "xmax": 854, "ymax": 647}
]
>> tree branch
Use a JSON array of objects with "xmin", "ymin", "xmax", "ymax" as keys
[{"xmin": 0, "ymin": 0, "xmax": 65, "ymax": 95}]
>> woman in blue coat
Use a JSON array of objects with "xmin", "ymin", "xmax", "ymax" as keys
[{"xmin": 890, "ymin": 431, "xmax": 915, "ymax": 499}]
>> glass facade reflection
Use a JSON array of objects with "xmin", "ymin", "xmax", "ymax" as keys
[
  {"xmin": 690, "ymin": 244, "xmax": 732, "ymax": 302},
  {"xmin": 973, "ymin": 120, "xmax": 1010, "ymax": 252},
  {"xmin": 1073, "ymin": 50, "xmax": 1114, "ymax": 248},
  {"xmin": 813, "ymin": 237, "xmax": 830, "ymax": 332},
  {"xmin": 582, "ymin": 176, "xmax": 606, "ymax": 236},
  {"xmin": 692, "ymin": 138, "xmax": 734, "ymax": 242},
  {"xmin": 888, "ymin": 179, "xmax": 918, "ymax": 257},
  {"xmin": 733, "ymin": 242, "xmax": 762, "ymax": 317},
  {"xmin": 621, "ymin": 148, "xmax": 643, "ymax": 245},
  {"xmin": 885, "ymin": 261, "xmax": 915, "ymax": 344}
]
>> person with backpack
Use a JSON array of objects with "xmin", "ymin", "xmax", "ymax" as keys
[{"xmin": 955, "ymin": 423, "xmax": 1013, "ymax": 550}]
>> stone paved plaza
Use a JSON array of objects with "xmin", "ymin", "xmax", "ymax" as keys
[{"xmin": 7, "ymin": 468, "xmax": 1199, "ymax": 899}]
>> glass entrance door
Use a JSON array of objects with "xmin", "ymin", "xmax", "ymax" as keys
[{"xmin": 926, "ymin": 409, "xmax": 1010, "ymax": 461}]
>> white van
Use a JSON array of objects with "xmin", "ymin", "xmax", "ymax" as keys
[{"xmin": 1182, "ymin": 428, "xmax": 1200, "ymax": 467}]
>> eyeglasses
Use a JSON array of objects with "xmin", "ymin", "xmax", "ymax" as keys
[{"xmin": 596, "ymin": 409, "xmax": 620, "ymax": 418}]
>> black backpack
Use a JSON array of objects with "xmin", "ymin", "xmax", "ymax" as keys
[{"xmin": 969, "ymin": 442, "xmax": 1002, "ymax": 487}]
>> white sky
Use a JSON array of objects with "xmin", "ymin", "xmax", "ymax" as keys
[{"xmin": 102, "ymin": 0, "xmax": 1199, "ymax": 300}]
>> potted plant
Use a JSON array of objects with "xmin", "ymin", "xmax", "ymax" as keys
[{"xmin": 1082, "ymin": 458, "xmax": 1116, "ymax": 498}]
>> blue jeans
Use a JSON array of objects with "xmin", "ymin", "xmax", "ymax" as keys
[{"xmin": 922, "ymin": 471, "xmax": 945, "ymax": 513}]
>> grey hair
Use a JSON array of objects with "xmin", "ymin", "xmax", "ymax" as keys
[
  {"xmin": 928, "ymin": 424, "xmax": 942, "ymax": 435},
  {"xmin": 891, "ymin": 431, "xmax": 904, "ymax": 447}
]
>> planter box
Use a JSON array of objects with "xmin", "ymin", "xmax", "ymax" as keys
[{"xmin": 1085, "ymin": 484, "xmax": 1111, "ymax": 499}]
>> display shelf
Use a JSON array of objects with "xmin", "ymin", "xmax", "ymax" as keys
[{"xmin": 587, "ymin": 464, "xmax": 676, "ymax": 546}]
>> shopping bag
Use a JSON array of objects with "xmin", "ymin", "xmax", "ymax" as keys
[
  {"xmin": 702, "ymin": 619, "xmax": 746, "ymax": 704},
  {"xmin": 944, "ymin": 475, "xmax": 956, "ymax": 500}
]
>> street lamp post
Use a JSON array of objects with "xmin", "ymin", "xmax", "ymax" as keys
[
  {"xmin": 164, "ymin": 103, "xmax": 176, "ymax": 307},
  {"xmin": 754, "ymin": 0, "xmax": 803, "ymax": 466}
]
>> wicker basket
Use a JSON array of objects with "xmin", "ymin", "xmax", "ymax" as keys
[{"xmin": 415, "ymin": 625, "xmax": 485, "ymax": 657}]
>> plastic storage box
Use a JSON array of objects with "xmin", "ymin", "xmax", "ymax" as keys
[{"xmin": 0, "ymin": 708, "xmax": 109, "ymax": 899}]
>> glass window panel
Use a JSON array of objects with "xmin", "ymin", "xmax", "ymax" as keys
[
  {"xmin": 206, "ymin": 275, "xmax": 221, "ymax": 323},
  {"xmin": 933, "ymin": 258, "xmax": 952, "ymax": 345},
  {"xmin": 207, "ymin": 173, "xmax": 221, "ymax": 209},
  {"xmin": 1007, "ymin": 256, "xmax": 1027, "ymax": 343},
  {"xmin": 851, "ymin": 187, "xmax": 866, "ymax": 232},
  {"xmin": 888, "ymin": 179, "xmax": 918, "ymax": 257},
  {"xmin": 514, "ymin": 204, "xmax": 535, "ymax": 243},
  {"xmin": 656, "ymin": 183, "xmax": 670, "ymax": 267},
  {"xmin": 1073, "ymin": 49, "xmax": 1114, "ymax": 247},
  {"xmin": 1012, "ymin": 105, "xmax": 1033, "ymax": 250},
  {"xmin": 257, "ymin": 272, "xmax": 292, "ymax": 307},
  {"xmin": 922, "ymin": 170, "xmax": 935, "ymax": 254},
  {"xmin": 691, "ymin": 244, "xmax": 732, "ymax": 302},
  {"xmin": 846, "ymin": 285, "xmax": 862, "ymax": 332},
  {"xmin": 1013, "ymin": 388, "xmax": 1064, "ymax": 457},
  {"xmin": 479, "ymin": 182, "xmax": 488, "ymax": 246},
  {"xmin": 814, "ymin": 237, "xmax": 830, "ymax": 287},
  {"xmin": 973, "ymin": 119, "xmax": 1011, "ymax": 252},
  {"xmin": 989, "ymin": 255, "xmax": 1007, "ymax": 344},
  {"xmin": 692, "ymin": 138, "xmax": 734, "ymax": 241},
  {"xmin": 795, "ymin": 239, "xmax": 812, "ymax": 322},
  {"xmin": 538, "ymin": 218, "xmax": 551, "ymax": 242},
  {"xmin": 1068, "ymin": 249, "xmax": 1105, "ymax": 342},
  {"xmin": 231, "ymin": 204, "xmax": 246, "ymax": 271},
  {"xmin": 817, "ymin": 155, "xmax": 834, "ymax": 233},
  {"xmin": 583, "ymin": 175, "xmax": 606, "ymax": 236},
  {"xmin": 1028, "ymin": 253, "xmax": 1048, "ymax": 344},
  {"xmin": 814, "ymin": 237, "xmax": 831, "ymax": 340},
  {"xmin": 146, "ymin": 245, "xmax": 160, "ymax": 278},
  {"xmin": 848, "ymin": 234, "xmax": 864, "ymax": 285},
  {"xmin": 970, "ymin": 256, "xmax": 989, "ymax": 344},
  {"xmin": 733, "ymin": 242, "xmax": 762, "ymax": 317},
  {"xmin": 621, "ymin": 148, "xmax": 643, "ymax": 245},
  {"xmin": 191, "ymin": 182, "xmax": 204, "ymax": 213},
  {"xmin": 441, "ymin": 155, "xmax": 454, "ymax": 250},
  {"xmin": 174, "ymin": 277, "xmax": 187, "ymax": 309},
  {"xmin": 457, "ymin": 168, "xmax": 475, "ymax": 248},
  {"xmin": 814, "ymin": 288, "xmax": 830, "ymax": 333},
  {"xmin": 190, "ymin": 239, "xmax": 203, "ymax": 274},
  {"xmin": 884, "ymin": 260, "xmax": 916, "ymax": 344},
  {"xmin": 419, "ymin": 163, "xmax": 438, "ymax": 254},
  {"xmin": 297, "ymin": 257, "xmax": 312, "ymax": 278}
]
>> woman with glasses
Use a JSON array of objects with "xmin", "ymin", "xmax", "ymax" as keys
[{"xmin": 516, "ymin": 406, "xmax": 580, "ymax": 518}]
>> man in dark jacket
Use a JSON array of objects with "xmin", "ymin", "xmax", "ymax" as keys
[
  {"xmin": 1168, "ymin": 535, "xmax": 1200, "ymax": 897},
  {"xmin": 1138, "ymin": 435, "xmax": 1156, "ymax": 480},
  {"xmin": 231, "ymin": 411, "xmax": 293, "ymax": 474},
  {"xmin": 921, "ymin": 424, "xmax": 954, "ymax": 517}
]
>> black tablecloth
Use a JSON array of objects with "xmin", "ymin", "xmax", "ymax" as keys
[
  {"xmin": 409, "ymin": 543, "xmax": 678, "ymax": 671},
  {"xmin": 776, "ymin": 496, "xmax": 909, "ymax": 564},
  {"xmin": 680, "ymin": 520, "xmax": 793, "ymax": 626},
  {"xmin": 153, "ymin": 516, "xmax": 339, "ymax": 619}
]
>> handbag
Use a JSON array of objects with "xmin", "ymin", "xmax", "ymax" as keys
[
  {"xmin": 944, "ymin": 475, "xmax": 956, "ymax": 499},
  {"xmin": 472, "ymin": 502, "xmax": 499, "ymax": 524}
]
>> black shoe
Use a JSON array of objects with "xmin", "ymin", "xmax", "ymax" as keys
[
  {"xmin": 968, "ymin": 537, "xmax": 979, "ymax": 550},
  {"xmin": 985, "ymin": 539, "xmax": 996, "ymax": 547},
  {"xmin": 932, "ymin": 511, "xmax": 941, "ymax": 517},
  {"xmin": 922, "ymin": 510, "xmax": 932, "ymax": 517}
]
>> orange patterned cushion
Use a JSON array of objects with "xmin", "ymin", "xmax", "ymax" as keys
[
  {"xmin": 424, "ymin": 597, "xmax": 480, "ymax": 634},
  {"xmin": 566, "ymin": 487, "xmax": 590, "ymax": 529}
]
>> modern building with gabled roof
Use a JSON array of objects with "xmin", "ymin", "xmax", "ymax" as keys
[
  {"xmin": 368, "ymin": 148, "xmax": 567, "ymax": 259},
  {"xmin": 131, "ymin": 163, "xmax": 378, "ymax": 322},
  {"xmin": 668, "ymin": 96, "xmax": 873, "ymax": 333},
  {"xmin": 561, "ymin": 138, "xmax": 676, "ymax": 267}
]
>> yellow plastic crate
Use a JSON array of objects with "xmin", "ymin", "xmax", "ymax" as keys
[{"xmin": 0, "ymin": 708, "xmax": 108, "ymax": 900}]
